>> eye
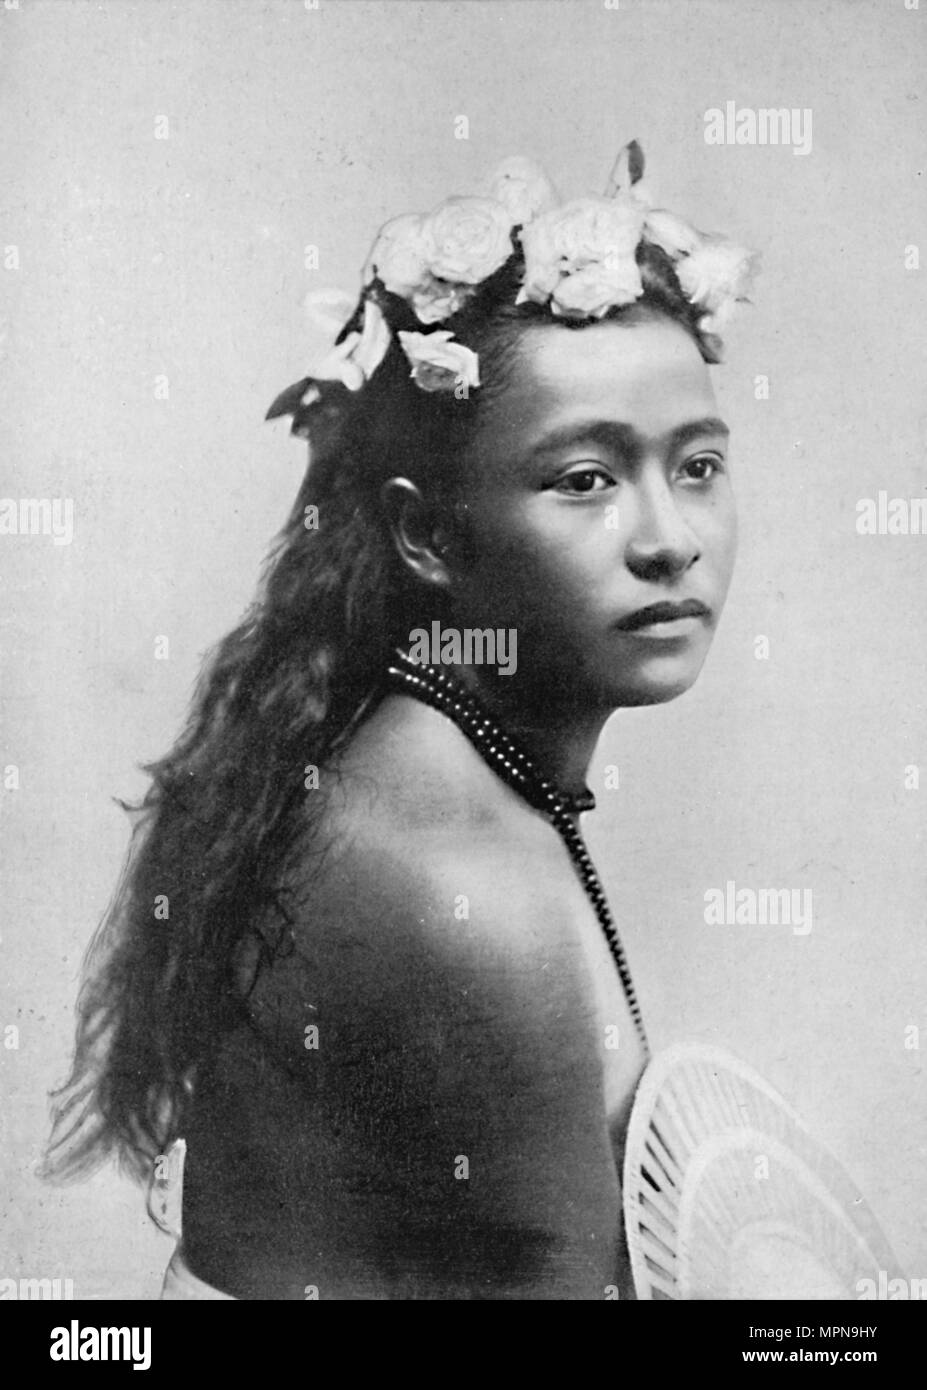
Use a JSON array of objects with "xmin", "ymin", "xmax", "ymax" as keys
[
  {"xmin": 678, "ymin": 453, "xmax": 725, "ymax": 484},
  {"xmin": 553, "ymin": 465, "xmax": 615, "ymax": 495}
]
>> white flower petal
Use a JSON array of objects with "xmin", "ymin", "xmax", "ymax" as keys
[
  {"xmin": 643, "ymin": 208, "xmax": 702, "ymax": 260},
  {"xmin": 351, "ymin": 299, "xmax": 392, "ymax": 379},
  {"xmin": 363, "ymin": 213, "xmax": 431, "ymax": 297},
  {"xmin": 303, "ymin": 288, "xmax": 358, "ymax": 336},
  {"xmin": 398, "ymin": 329, "xmax": 480, "ymax": 392},
  {"xmin": 551, "ymin": 261, "xmax": 643, "ymax": 318},
  {"xmin": 486, "ymin": 156, "xmax": 558, "ymax": 226},
  {"xmin": 422, "ymin": 196, "xmax": 513, "ymax": 284},
  {"xmin": 676, "ymin": 237, "xmax": 758, "ymax": 311}
]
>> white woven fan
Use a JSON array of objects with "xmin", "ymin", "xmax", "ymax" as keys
[{"xmin": 623, "ymin": 1042, "xmax": 902, "ymax": 1300}]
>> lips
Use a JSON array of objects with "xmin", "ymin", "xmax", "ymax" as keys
[{"xmin": 615, "ymin": 598, "xmax": 711, "ymax": 631}]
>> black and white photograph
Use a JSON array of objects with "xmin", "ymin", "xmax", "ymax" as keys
[{"xmin": 2, "ymin": 0, "xmax": 925, "ymax": 1341}]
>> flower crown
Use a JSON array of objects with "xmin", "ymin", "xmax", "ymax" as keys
[{"xmin": 267, "ymin": 142, "xmax": 758, "ymax": 435}]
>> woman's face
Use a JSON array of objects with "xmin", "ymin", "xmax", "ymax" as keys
[{"xmin": 446, "ymin": 312, "xmax": 737, "ymax": 712}]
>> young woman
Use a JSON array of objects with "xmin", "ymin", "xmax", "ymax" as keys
[{"xmin": 45, "ymin": 146, "xmax": 757, "ymax": 1299}]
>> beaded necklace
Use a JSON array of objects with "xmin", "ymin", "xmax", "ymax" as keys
[{"xmin": 385, "ymin": 650, "xmax": 650, "ymax": 1057}]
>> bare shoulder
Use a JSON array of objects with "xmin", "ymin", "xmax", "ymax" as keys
[{"xmin": 287, "ymin": 692, "xmax": 595, "ymax": 1020}]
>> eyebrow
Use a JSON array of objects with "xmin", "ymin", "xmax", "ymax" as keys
[{"xmin": 527, "ymin": 416, "xmax": 730, "ymax": 461}]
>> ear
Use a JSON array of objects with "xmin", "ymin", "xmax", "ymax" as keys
[{"xmin": 380, "ymin": 476, "xmax": 455, "ymax": 589}]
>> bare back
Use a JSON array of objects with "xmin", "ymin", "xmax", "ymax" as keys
[{"xmin": 180, "ymin": 693, "xmax": 646, "ymax": 1299}]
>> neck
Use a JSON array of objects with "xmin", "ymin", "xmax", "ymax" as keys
[{"xmin": 449, "ymin": 661, "xmax": 609, "ymax": 801}]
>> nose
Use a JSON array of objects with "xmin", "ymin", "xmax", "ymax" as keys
[{"xmin": 624, "ymin": 470, "xmax": 700, "ymax": 582}]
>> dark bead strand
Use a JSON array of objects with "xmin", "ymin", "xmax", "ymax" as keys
[{"xmin": 385, "ymin": 651, "xmax": 649, "ymax": 1057}]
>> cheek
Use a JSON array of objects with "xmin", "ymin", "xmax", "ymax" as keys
[
  {"xmin": 690, "ymin": 488, "xmax": 738, "ymax": 573},
  {"xmin": 713, "ymin": 495, "xmax": 738, "ymax": 575},
  {"xmin": 453, "ymin": 502, "xmax": 605, "ymax": 629},
  {"xmin": 467, "ymin": 499, "xmax": 610, "ymax": 592}
]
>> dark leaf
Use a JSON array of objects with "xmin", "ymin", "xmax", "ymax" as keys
[
  {"xmin": 265, "ymin": 377, "xmax": 314, "ymax": 421},
  {"xmin": 627, "ymin": 139, "xmax": 645, "ymax": 185}
]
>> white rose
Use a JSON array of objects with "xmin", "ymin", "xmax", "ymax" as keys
[
  {"xmin": 519, "ymin": 195, "xmax": 645, "ymax": 306},
  {"xmin": 675, "ymin": 236, "xmax": 758, "ymax": 312},
  {"xmin": 397, "ymin": 329, "xmax": 480, "ymax": 393},
  {"xmin": 486, "ymin": 156, "xmax": 557, "ymax": 227},
  {"xmin": 422, "ymin": 196, "xmax": 514, "ymax": 284},
  {"xmin": 551, "ymin": 259, "xmax": 643, "ymax": 319},
  {"xmin": 363, "ymin": 213, "xmax": 431, "ymax": 298}
]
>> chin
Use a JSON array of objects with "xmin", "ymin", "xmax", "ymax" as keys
[
  {"xmin": 612, "ymin": 682, "xmax": 695, "ymax": 708},
  {"xmin": 604, "ymin": 657, "xmax": 706, "ymax": 708}
]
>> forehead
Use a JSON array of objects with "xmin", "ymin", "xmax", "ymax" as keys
[{"xmin": 474, "ymin": 315, "xmax": 719, "ymax": 465}]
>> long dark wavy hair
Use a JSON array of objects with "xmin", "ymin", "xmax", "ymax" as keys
[{"xmin": 43, "ymin": 236, "xmax": 720, "ymax": 1184}]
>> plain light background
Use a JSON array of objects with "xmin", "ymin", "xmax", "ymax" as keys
[{"xmin": 1, "ymin": 0, "xmax": 925, "ymax": 1298}]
